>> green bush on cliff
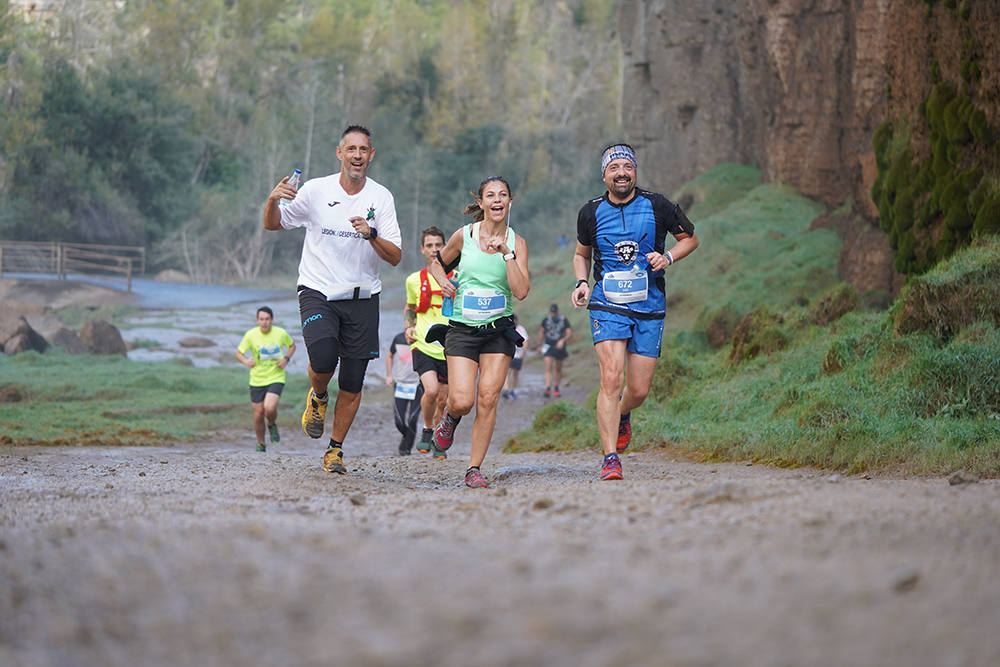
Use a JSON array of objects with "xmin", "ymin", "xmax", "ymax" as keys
[{"xmin": 872, "ymin": 81, "xmax": 999, "ymax": 274}]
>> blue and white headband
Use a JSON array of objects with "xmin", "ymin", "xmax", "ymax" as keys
[{"xmin": 601, "ymin": 144, "xmax": 637, "ymax": 175}]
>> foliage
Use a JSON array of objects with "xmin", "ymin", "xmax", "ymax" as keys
[
  {"xmin": 870, "ymin": 9, "xmax": 1000, "ymax": 275},
  {"xmin": 891, "ymin": 235, "xmax": 1000, "ymax": 338},
  {"xmin": 0, "ymin": 0, "xmax": 622, "ymax": 283}
]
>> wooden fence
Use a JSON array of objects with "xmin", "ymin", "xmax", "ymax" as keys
[{"xmin": 0, "ymin": 241, "xmax": 145, "ymax": 291}]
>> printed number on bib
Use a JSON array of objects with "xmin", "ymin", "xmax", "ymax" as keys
[
  {"xmin": 602, "ymin": 267, "xmax": 648, "ymax": 304},
  {"xmin": 394, "ymin": 382, "xmax": 419, "ymax": 400},
  {"xmin": 461, "ymin": 288, "xmax": 507, "ymax": 321}
]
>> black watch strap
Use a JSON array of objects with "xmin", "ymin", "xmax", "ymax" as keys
[
  {"xmin": 367, "ymin": 227, "xmax": 378, "ymax": 240},
  {"xmin": 575, "ymin": 279, "xmax": 588, "ymax": 288}
]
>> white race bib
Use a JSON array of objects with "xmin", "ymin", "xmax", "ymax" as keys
[
  {"xmin": 394, "ymin": 382, "xmax": 419, "ymax": 400},
  {"xmin": 602, "ymin": 266, "xmax": 648, "ymax": 304},
  {"xmin": 461, "ymin": 288, "xmax": 507, "ymax": 321}
]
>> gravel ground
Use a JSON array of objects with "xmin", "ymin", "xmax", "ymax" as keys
[
  {"xmin": 3, "ymin": 383, "xmax": 999, "ymax": 667},
  {"xmin": 2, "ymin": 281, "xmax": 999, "ymax": 666}
]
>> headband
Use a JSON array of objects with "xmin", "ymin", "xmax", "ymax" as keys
[{"xmin": 601, "ymin": 144, "xmax": 637, "ymax": 175}]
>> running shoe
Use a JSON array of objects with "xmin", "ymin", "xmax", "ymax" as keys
[
  {"xmin": 600, "ymin": 454, "xmax": 623, "ymax": 481},
  {"xmin": 433, "ymin": 413, "xmax": 460, "ymax": 452},
  {"xmin": 301, "ymin": 388, "xmax": 328, "ymax": 439},
  {"xmin": 417, "ymin": 427, "xmax": 434, "ymax": 454},
  {"xmin": 465, "ymin": 468, "xmax": 489, "ymax": 488},
  {"xmin": 398, "ymin": 437, "xmax": 412, "ymax": 456},
  {"xmin": 553, "ymin": 387, "xmax": 562, "ymax": 398},
  {"xmin": 322, "ymin": 445, "xmax": 346, "ymax": 474},
  {"xmin": 616, "ymin": 412, "xmax": 632, "ymax": 453},
  {"xmin": 431, "ymin": 443, "xmax": 448, "ymax": 460},
  {"xmin": 256, "ymin": 443, "xmax": 266, "ymax": 453},
  {"xmin": 268, "ymin": 422, "xmax": 280, "ymax": 444},
  {"xmin": 544, "ymin": 387, "xmax": 551, "ymax": 398}
]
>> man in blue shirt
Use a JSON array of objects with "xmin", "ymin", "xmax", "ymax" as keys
[{"xmin": 571, "ymin": 143, "xmax": 700, "ymax": 481}]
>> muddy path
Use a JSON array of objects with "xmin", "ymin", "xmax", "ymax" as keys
[
  {"xmin": 2, "ymin": 285, "xmax": 1000, "ymax": 666},
  {"xmin": 3, "ymin": 403, "xmax": 999, "ymax": 666}
]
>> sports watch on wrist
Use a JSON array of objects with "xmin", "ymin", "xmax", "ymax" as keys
[
  {"xmin": 366, "ymin": 227, "xmax": 378, "ymax": 240},
  {"xmin": 503, "ymin": 251, "xmax": 516, "ymax": 261}
]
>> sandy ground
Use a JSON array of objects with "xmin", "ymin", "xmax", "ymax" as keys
[{"xmin": 2, "ymin": 280, "xmax": 1000, "ymax": 666}]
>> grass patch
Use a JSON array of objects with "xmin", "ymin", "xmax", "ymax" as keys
[
  {"xmin": 515, "ymin": 164, "xmax": 1000, "ymax": 476},
  {"xmin": 0, "ymin": 351, "xmax": 312, "ymax": 445}
]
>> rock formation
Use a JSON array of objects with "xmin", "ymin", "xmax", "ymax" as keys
[{"xmin": 619, "ymin": 0, "xmax": 999, "ymax": 293}]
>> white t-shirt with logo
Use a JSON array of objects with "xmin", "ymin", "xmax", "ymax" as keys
[{"xmin": 280, "ymin": 173, "xmax": 402, "ymax": 301}]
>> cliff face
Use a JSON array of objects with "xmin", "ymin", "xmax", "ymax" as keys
[
  {"xmin": 619, "ymin": 0, "xmax": 891, "ymax": 214},
  {"xmin": 621, "ymin": 0, "xmax": 1000, "ymax": 292}
]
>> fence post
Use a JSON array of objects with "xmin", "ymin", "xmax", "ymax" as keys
[
  {"xmin": 57, "ymin": 243, "xmax": 64, "ymax": 280},
  {"xmin": 126, "ymin": 258, "xmax": 132, "ymax": 292}
]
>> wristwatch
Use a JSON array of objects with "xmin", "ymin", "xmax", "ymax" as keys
[
  {"xmin": 366, "ymin": 227, "xmax": 378, "ymax": 240},
  {"xmin": 503, "ymin": 251, "xmax": 516, "ymax": 261}
]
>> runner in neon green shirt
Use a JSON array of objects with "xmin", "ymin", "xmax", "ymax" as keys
[
  {"xmin": 403, "ymin": 226, "xmax": 452, "ymax": 455},
  {"xmin": 236, "ymin": 306, "xmax": 295, "ymax": 452}
]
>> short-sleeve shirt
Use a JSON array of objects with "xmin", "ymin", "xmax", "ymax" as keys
[
  {"xmin": 388, "ymin": 332, "xmax": 420, "ymax": 385},
  {"xmin": 540, "ymin": 315, "xmax": 570, "ymax": 345},
  {"xmin": 238, "ymin": 326, "xmax": 294, "ymax": 387},
  {"xmin": 576, "ymin": 188, "xmax": 694, "ymax": 320},
  {"xmin": 280, "ymin": 173, "xmax": 402, "ymax": 301},
  {"xmin": 404, "ymin": 270, "xmax": 449, "ymax": 360}
]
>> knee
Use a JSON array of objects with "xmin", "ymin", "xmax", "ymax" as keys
[
  {"xmin": 629, "ymin": 385, "xmax": 650, "ymax": 405},
  {"xmin": 307, "ymin": 339, "xmax": 339, "ymax": 375},
  {"xmin": 450, "ymin": 393, "xmax": 475, "ymax": 416}
]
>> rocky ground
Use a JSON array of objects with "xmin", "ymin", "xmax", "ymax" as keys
[{"xmin": 2, "ymin": 280, "xmax": 999, "ymax": 666}]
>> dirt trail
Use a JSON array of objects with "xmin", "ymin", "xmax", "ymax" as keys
[
  {"xmin": 2, "ymin": 282, "xmax": 999, "ymax": 666},
  {"xmin": 2, "ymin": 393, "xmax": 999, "ymax": 666}
]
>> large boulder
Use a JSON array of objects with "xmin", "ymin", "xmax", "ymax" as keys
[
  {"xmin": 179, "ymin": 336, "xmax": 216, "ymax": 348},
  {"xmin": 2, "ymin": 317, "xmax": 48, "ymax": 354},
  {"xmin": 48, "ymin": 327, "xmax": 90, "ymax": 354},
  {"xmin": 79, "ymin": 319, "xmax": 127, "ymax": 356}
]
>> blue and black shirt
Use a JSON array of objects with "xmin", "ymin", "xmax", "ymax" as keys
[{"xmin": 576, "ymin": 188, "xmax": 695, "ymax": 320}]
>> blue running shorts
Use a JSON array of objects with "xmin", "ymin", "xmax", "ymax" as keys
[{"xmin": 589, "ymin": 309, "xmax": 665, "ymax": 358}]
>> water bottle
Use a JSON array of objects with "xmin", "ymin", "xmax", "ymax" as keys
[
  {"xmin": 441, "ymin": 275, "xmax": 458, "ymax": 318},
  {"xmin": 279, "ymin": 169, "xmax": 302, "ymax": 208}
]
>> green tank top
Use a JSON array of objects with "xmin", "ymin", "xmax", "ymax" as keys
[{"xmin": 453, "ymin": 222, "xmax": 515, "ymax": 327}]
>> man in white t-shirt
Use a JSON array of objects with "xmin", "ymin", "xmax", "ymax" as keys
[{"xmin": 263, "ymin": 125, "xmax": 402, "ymax": 475}]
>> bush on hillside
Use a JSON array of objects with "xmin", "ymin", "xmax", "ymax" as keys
[
  {"xmin": 810, "ymin": 284, "xmax": 859, "ymax": 325},
  {"xmin": 729, "ymin": 307, "xmax": 789, "ymax": 364},
  {"xmin": 892, "ymin": 236, "xmax": 1000, "ymax": 338}
]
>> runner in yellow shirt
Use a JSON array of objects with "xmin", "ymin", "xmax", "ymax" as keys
[
  {"xmin": 237, "ymin": 306, "xmax": 295, "ymax": 452},
  {"xmin": 403, "ymin": 226, "xmax": 452, "ymax": 456}
]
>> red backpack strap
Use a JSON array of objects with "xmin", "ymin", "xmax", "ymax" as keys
[{"xmin": 416, "ymin": 268, "xmax": 431, "ymax": 313}]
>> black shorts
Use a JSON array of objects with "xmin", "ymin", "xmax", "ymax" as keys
[
  {"xmin": 509, "ymin": 358, "xmax": 523, "ymax": 371},
  {"xmin": 412, "ymin": 348, "xmax": 448, "ymax": 383},
  {"xmin": 249, "ymin": 382, "xmax": 284, "ymax": 403},
  {"xmin": 445, "ymin": 322, "xmax": 516, "ymax": 361},
  {"xmin": 544, "ymin": 343, "xmax": 568, "ymax": 361},
  {"xmin": 298, "ymin": 286, "xmax": 380, "ymax": 359}
]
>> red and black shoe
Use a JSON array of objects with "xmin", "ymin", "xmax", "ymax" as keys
[
  {"xmin": 616, "ymin": 413, "xmax": 632, "ymax": 453},
  {"xmin": 434, "ymin": 412, "xmax": 460, "ymax": 451},
  {"xmin": 600, "ymin": 454, "xmax": 623, "ymax": 481},
  {"xmin": 465, "ymin": 467, "xmax": 489, "ymax": 488}
]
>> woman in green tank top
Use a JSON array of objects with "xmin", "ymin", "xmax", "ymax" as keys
[{"xmin": 428, "ymin": 176, "xmax": 530, "ymax": 488}]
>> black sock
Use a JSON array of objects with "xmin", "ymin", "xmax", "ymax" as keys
[
  {"xmin": 328, "ymin": 438, "xmax": 342, "ymax": 450},
  {"xmin": 604, "ymin": 452, "xmax": 618, "ymax": 461},
  {"xmin": 467, "ymin": 466, "xmax": 480, "ymax": 474},
  {"xmin": 314, "ymin": 391, "xmax": 328, "ymax": 401}
]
